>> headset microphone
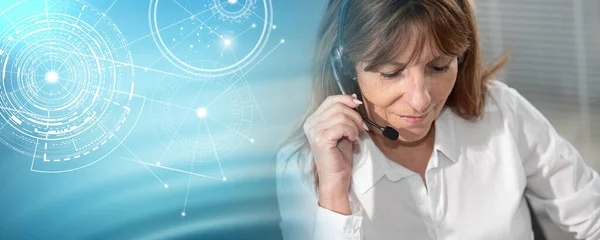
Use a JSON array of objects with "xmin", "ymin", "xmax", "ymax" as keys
[{"xmin": 329, "ymin": 0, "xmax": 399, "ymax": 141}]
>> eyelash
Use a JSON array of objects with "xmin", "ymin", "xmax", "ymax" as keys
[
  {"xmin": 431, "ymin": 65, "xmax": 451, "ymax": 73},
  {"xmin": 379, "ymin": 65, "xmax": 451, "ymax": 80},
  {"xmin": 379, "ymin": 70, "xmax": 402, "ymax": 80}
]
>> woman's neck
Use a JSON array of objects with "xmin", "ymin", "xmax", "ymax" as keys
[{"xmin": 369, "ymin": 122, "xmax": 436, "ymax": 177}]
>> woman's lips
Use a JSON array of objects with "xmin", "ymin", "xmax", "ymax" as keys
[{"xmin": 397, "ymin": 112, "xmax": 428, "ymax": 124}]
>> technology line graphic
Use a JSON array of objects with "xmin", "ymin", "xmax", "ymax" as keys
[
  {"xmin": 0, "ymin": 0, "xmax": 144, "ymax": 173},
  {"xmin": 0, "ymin": 0, "xmax": 285, "ymax": 217},
  {"xmin": 149, "ymin": 0, "xmax": 274, "ymax": 77},
  {"xmin": 151, "ymin": 64, "xmax": 254, "ymax": 165},
  {"xmin": 212, "ymin": 0, "xmax": 256, "ymax": 23}
]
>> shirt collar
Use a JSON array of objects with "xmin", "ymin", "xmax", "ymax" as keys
[
  {"xmin": 434, "ymin": 107, "xmax": 459, "ymax": 163},
  {"xmin": 351, "ymin": 107, "xmax": 459, "ymax": 195}
]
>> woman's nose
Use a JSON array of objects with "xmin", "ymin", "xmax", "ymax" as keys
[{"xmin": 405, "ymin": 72, "xmax": 431, "ymax": 113}]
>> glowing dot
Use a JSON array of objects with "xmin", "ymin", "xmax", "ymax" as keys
[
  {"xmin": 190, "ymin": 44, "xmax": 194, "ymax": 48},
  {"xmin": 156, "ymin": 161, "xmax": 161, "ymax": 166},
  {"xmin": 251, "ymin": 23, "xmax": 256, "ymax": 28},
  {"xmin": 280, "ymin": 39, "xmax": 285, "ymax": 43},
  {"xmin": 180, "ymin": 27, "xmax": 184, "ymax": 30},
  {"xmin": 228, "ymin": 0, "xmax": 237, "ymax": 4},
  {"xmin": 196, "ymin": 33, "xmax": 200, "ymax": 36},
  {"xmin": 223, "ymin": 177, "xmax": 227, "ymax": 182},
  {"xmin": 250, "ymin": 138, "xmax": 255, "ymax": 143},
  {"xmin": 144, "ymin": 68, "xmax": 149, "ymax": 71},
  {"xmin": 181, "ymin": 212, "xmax": 186, "ymax": 217},
  {"xmin": 189, "ymin": 16, "xmax": 195, "ymax": 20},
  {"xmin": 196, "ymin": 107, "xmax": 207, "ymax": 118},
  {"xmin": 173, "ymin": 38, "xmax": 176, "ymax": 42},
  {"xmin": 224, "ymin": 39, "xmax": 231, "ymax": 46},
  {"xmin": 0, "ymin": 50, "xmax": 3, "ymax": 55},
  {"xmin": 207, "ymin": 44, "xmax": 210, "ymax": 48},
  {"xmin": 164, "ymin": 184, "xmax": 169, "ymax": 188},
  {"xmin": 7, "ymin": 36, "xmax": 13, "ymax": 41},
  {"xmin": 272, "ymin": 25, "xmax": 277, "ymax": 29},
  {"xmin": 45, "ymin": 71, "xmax": 59, "ymax": 83},
  {"xmin": 200, "ymin": 26, "xmax": 203, "ymax": 29}
]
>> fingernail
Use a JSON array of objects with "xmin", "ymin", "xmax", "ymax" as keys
[
  {"xmin": 351, "ymin": 93, "xmax": 362, "ymax": 104},
  {"xmin": 363, "ymin": 122, "xmax": 369, "ymax": 132}
]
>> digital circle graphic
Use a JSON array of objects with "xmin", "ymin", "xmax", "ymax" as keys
[
  {"xmin": 0, "ymin": 0, "xmax": 143, "ymax": 173},
  {"xmin": 152, "ymin": 63, "xmax": 254, "ymax": 162},
  {"xmin": 211, "ymin": 0, "xmax": 256, "ymax": 23},
  {"xmin": 149, "ymin": 0, "xmax": 273, "ymax": 77}
]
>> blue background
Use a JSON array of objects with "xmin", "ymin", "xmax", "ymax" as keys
[{"xmin": 0, "ymin": 0, "xmax": 325, "ymax": 239}]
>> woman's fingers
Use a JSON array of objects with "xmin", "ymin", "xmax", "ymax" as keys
[
  {"xmin": 316, "ymin": 102, "xmax": 365, "ymax": 134},
  {"xmin": 313, "ymin": 94, "xmax": 362, "ymax": 117},
  {"xmin": 321, "ymin": 122, "xmax": 360, "ymax": 148}
]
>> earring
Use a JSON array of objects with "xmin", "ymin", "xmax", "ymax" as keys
[{"xmin": 352, "ymin": 77, "xmax": 357, "ymax": 81}]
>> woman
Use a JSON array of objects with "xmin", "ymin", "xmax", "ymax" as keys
[{"xmin": 276, "ymin": 0, "xmax": 600, "ymax": 239}]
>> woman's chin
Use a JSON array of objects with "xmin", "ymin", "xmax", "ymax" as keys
[
  {"xmin": 396, "ymin": 134, "xmax": 427, "ymax": 143},
  {"xmin": 394, "ymin": 124, "xmax": 433, "ymax": 143}
]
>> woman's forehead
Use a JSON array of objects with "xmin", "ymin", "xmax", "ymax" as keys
[
  {"xmin": 372, "ymin": 31, "xmax": 446, "ymax": 68},
  {"xmin": 359, "ymin": 13, "xmax": 466, "ymax": 71},
  {"xmin": 393, "ymin": 35, "xmax": 444, "ymax": 64}
]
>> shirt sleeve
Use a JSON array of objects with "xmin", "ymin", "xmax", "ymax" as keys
[
  {"xmin": 502, "ymin": 84, "xmax": 600, "ymax": 239},
  {"xmin": 276, "ymin": 141, "xmax": 364, "ymax": 240}
]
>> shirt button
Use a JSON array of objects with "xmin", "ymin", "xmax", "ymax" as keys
[{"xmin": 346, "ymin": 227, "xmax": 359, "ymax": 235}]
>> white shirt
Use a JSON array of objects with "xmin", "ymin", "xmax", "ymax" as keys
[{"xmin": 276, "ymin": 80, "xmax": 600, "ymax": 240}]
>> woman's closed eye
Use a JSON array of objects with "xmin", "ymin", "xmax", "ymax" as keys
[
  {"xmin": 378, "ymin": 64, "xmax": 450, "ymax": 80},
  {"xmin": 379, "ymin": 69, "xmax": 403, "ymax": 80},
  {"xmin": 428, "ymin": 57, "xmax": 453, "ymax": 73},
  {"xmin": 430, "ymin": 64, "xmax": 450, "ymax": 73}
]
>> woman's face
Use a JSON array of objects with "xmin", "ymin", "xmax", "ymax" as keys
[{"xmin": 356, "ymin": 38, "xmax": 458, "ymax": 143}]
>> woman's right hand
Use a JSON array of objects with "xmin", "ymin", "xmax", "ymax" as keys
[{"xmin": 303, "ymin": 94, "xmax": 366, "ymax": 214}]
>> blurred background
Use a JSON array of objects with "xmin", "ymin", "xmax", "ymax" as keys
[
  {"xmin": 0, "ymin": 0, "xmax": 597, "ymax": 239},
  {"xmin": 474, "ymin": 0, "xmax": 599, "ymax": 239}
]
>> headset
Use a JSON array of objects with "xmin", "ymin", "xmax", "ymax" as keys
[{"xmin": 329, "ymin": 0, "xmax": 464, "ymax": 141}]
